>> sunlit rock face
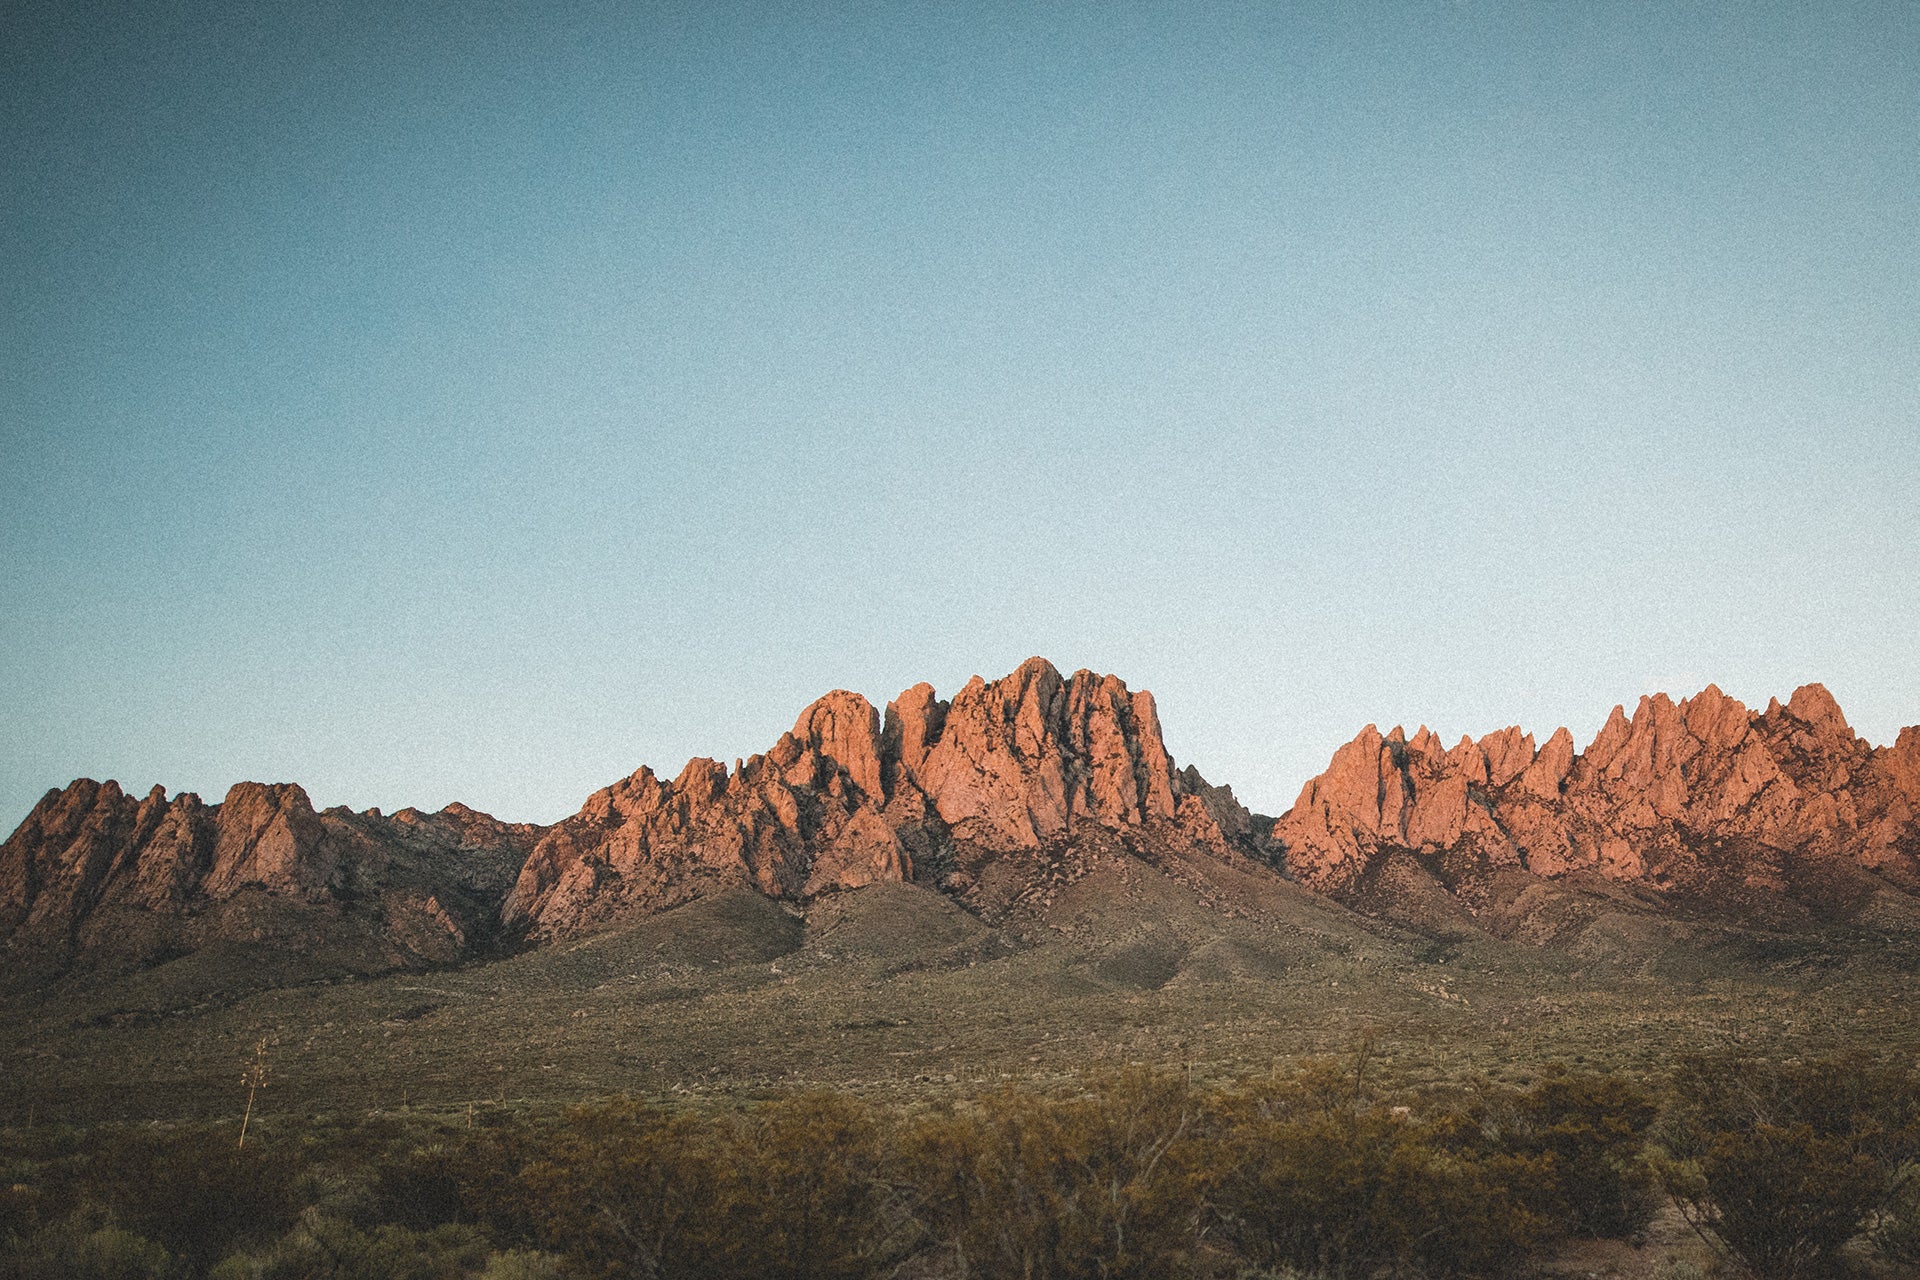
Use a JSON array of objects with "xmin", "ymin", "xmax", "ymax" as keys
[
  {"xmin": 12, "ymin": 666, "xmax": 1912, "ymax": 974},
  {"xmin": 0, "ymin": 658, "xmax": 1258, "ymax": 968},
  {"xmin": 0, "ymin": 779, "xmax": 540, "ymax": 984},
  {"xmin": 1274, "ymin": 682, "xmax": 1920, "ymax": 897},
  {"xmin": 501, "ymin": 658, "xmax": 1259, "ymax": 939}
]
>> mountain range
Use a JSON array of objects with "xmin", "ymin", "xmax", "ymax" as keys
[{"xmin": 6, "ymin": 658, "xmax": 1918, "ymax": 999}]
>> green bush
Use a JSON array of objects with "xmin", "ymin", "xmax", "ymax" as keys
[
  {"xmin": 4, "ymin": 1219, "xmax": 171, "ymax": 1280},
  {"xmin": 364, "ymin": 1143, "xmax": 470, "ymax": 1233},
  {"xmin": 1657, "ymin": 1051, "xmax": 1920, "ymax": 1280},
  {"xmin": 1207, "ymin": 1063, "xmax": 1547, "ymax": 1279},
  {"xmin": 899, "ymin": 1070, "xmax": 1204, "ymax": 1280},
  {"xmin": 77, "ymin": 1127, "xmax": 300, "ymax": 1276},
  {"xmin": 1426, "ymin": 1068, "xmax": 1659, "ymax": 1240},
  {"xmin": 208, "ymin": 1208, "xmax": 493, "ymax": 1280},
  {"xmin": 517, "ymin": 1093, "xmax": 911, "ymax": 1280},
  {"xmin": 1874, "ymin": 1168, "xmax": 1920, "ymax": 1268}
]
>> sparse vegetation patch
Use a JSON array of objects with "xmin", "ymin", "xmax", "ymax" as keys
[{"xmin": 5, "ymin": 1052, "xmax": 1914, "ymax": 1279}]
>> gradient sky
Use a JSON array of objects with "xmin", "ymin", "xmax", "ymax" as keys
[{"xmin": 3, "ymin": 1, "xmax": 1916, "ymax": 828}]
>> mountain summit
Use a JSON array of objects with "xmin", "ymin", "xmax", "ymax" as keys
[
  {"xmin": 502, "ymin": 657, "xmax": 1258, "ymax": 938},
  {"xmin": 4, "ymin": 664, "xmax": 1917, "ymax": 991},
  {"xmin": 0, "ymin": 779, "xmax": 538, "ymax": 989},
  {"xmin": 1273, "ymin": 683, "xmax": 1920, "ymax": 939},
  {"xmin": 0, "ymin": 659, "xmax": 1259, "ymax": 985}
]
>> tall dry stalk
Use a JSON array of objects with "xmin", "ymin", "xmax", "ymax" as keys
[{"xmin": 238, "ymin": 1035, "xmax": 273, "ymax": 1149}]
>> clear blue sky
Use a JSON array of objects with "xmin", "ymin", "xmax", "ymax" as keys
[{"xmin": 4, "ymin": 1, "xmax": 1916, "ymax": 827}]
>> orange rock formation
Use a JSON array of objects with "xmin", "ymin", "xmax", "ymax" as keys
[
  {"xmin": 1274, "ymin": 683, "xmax": 1920, "ymax": 895},
  {"xmin": 501, "ymin": 658, "xmax": 1253, "ymax": 937}
]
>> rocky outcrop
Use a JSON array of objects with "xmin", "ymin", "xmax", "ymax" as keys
[
  {"xmin": 1274, "ymin": 684, "xmax": 1920, "ymax": 905},
  {"xmin": 498, "ymin": 741, "xmax": 905, "ymax": 939},
  {"xmin": 17, "ymin": 667, "xmax": 1906, "ymax": 976},
  {"xmin": 0, "ymin": 660, "xmax": 1256, "ymax": 972},
  {"xmin": 0, "ymin": 780, "xmax": 541, "ymax": 984},
  {"xmin": 502, "ymin": 658, "xmax": 1257, "ymax": 938}
]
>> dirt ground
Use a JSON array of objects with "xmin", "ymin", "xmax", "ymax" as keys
[{"xmin": 1535, "ymin": 1204, "xmax": 1713, "ymax": 1280}]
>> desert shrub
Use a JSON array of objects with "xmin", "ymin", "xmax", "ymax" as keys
[
  {"xmin": 727, "ymin": 1092, "xmax": 917, "ymax": 1278},
  {"xmin": 1657, "ymin": 1051, "xmax": 1920, "ymax": 1279},
  {"xmin": 438, "ymin": 1115, "xmax": 551, "ymax": 1250},
  {"xmin": 77, "ymin": 1127, "xmax": 300, "ymax": 1275},
  {"xmin": 1511, "ymin": 1069, "xmax": 1659, "ymax": 1237},
  {"xmin": 1873, "ymin": 1168, "xmax": 1920, "ymax": 1268},
  {"xmin": 1, "ymin": 1216, "xmax": 171, "ymax": 1280},
  {"xmin": 1668, "ymin": 1123, "xmax": 1878, "ymax": 1279},
  {"xmin": 1209, "ymin": 1067, "xmax": 1546, "ymax": 1279},
  {"xmin": 1216, "ymin": 1107, "xmax": 1544, "ymax": 1278},
  {"xmin": 1653, "ymin": 1264, "xmax": 1711, "ymax": 1280},
  {"xmin": 207, "ymin": 1207, "xmax": 493, "ymax": 1280},
  {"xmin": 512, "ymin": 1102, "xmax": 729, "ymax": 1277},
  {"xmin": 518, "ymin": 1093, "xmax": 910, "ymax": 1280},
  {"xmin": 0, "ymin": 1181, "xmax": 48, "ymax": 1257},
  {"xmin": 1427, "ymin": 1068, "xmax": 1659, "ymax": 1239},
  {"xmin": 66, "ymin": 1226, "xmax": 171, "ymax": 1280},
  {"xmin": 364, "ymin": 1142, "xmax": 471, "ymax": 1233},
  {"xmin": 898, "ymin": 1069, "xmax": 1204, "ymax": 1280},
  {"xmin": 0, "ymin": 1138, "xmax": 94, "ymax": 1263},
  {"xmin": 477, "ymin": 1249, "xmax": 570, "ymax": 1280}
]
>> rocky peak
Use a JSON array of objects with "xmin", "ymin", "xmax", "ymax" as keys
[
  {"xmin": 882, "ymin": 681, "xmax": 946, "ymax": 796},
  {"xmin": 1519, "ymin": 726, "xmax": 1575, "ymax": 799},
  {"xmin": 785, "ymin": 690, "xmax": 886, "ymax": 801},
  {"xmin": 1274, "ymin": 683, "xmax": 1919, "ymax": 895},
  {"xmin": 201, "ymin": 782, "xmax": 332, "ymax": 898},
  {"xmin": 1478, "ymin": 726, "xmax": 1536, "ymax": 789},
  {"xmin": 902, "ymin": 659, "xmax": 1189, "ymax": 849},
  {"xmin": 1787, "ymin": 682, "xmax": 1852, "ymax": 743},
  {"xmin": 1, "ymin": 778, "xmax": 542, "ymax": 985},
  {"xmin": 501, "ymin": 659, "xmax": 1254, "ymax": 938},
  {"xmin": 1, "ymin": 779, "xmax": 137, "ymax": 936},
  {"xmin": 1885, "ymin": 726, "xmax": 1920, "ymax": 801},
  {"xmin": 1296, "ymin": 724, "xmax": 1387, "ymax": 831}
]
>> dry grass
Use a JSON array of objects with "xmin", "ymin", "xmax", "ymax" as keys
[{"xmin": 3, "ymin": 849, "xmax": 1917, "ymax": 1127}]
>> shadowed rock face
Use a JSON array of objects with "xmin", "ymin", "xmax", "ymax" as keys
[
  {"xmin": 0, "ymin": 780, "xmax": 541, "ymax": 984},
  {"xmin": 501, "ymin": 658, "xmax": 1258, "ymax": 939},
  {"xmin": 1274, "ymin": 683, "xmax": 1920, "ymax": 900}
]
